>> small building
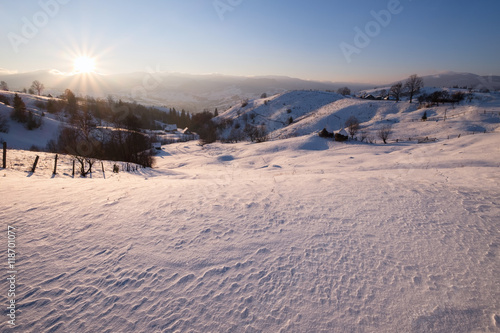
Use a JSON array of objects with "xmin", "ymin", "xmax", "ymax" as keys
[
  {"xmin": 335, "ymin": 128, "xmax": 349, "ymax": 142},
  {"xmin": 165, "ymin": 124, "xmax": 177, "ymax": 132}
]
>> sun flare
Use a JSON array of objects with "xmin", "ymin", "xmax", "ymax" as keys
[{"xmin": 73, "ymin": 56, "xmax": 96, "ymax": 74}]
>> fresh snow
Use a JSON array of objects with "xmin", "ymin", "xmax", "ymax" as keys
[{"xmin": 1, "ymin": 89, "xmax": 499, "ymax": 332}]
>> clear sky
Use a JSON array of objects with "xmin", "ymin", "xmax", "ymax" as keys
[{"xmin": 1, "ymin": 0, "xmax": 499, "ymax": 83}]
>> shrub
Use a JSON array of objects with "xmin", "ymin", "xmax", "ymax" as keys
[
  {"xmin": 244, "ymin": 124, "xmax": 268, "ymax": 143},
  {"xmin": 0, "ymin": 114, "xmax": 9, "ymax": 133},
  {"xmin": 421, "ymin": 111, "xmax": 427, "ymax": 121},
  {"xmin": 26, "ymin": 111, "xmax": 42, "ymax": 130},
  {"xmin": 34, "ymin": 100, "xmax": 46, "ymax": 109},
  {"xmin": 0, "ymin": 94, "xmax": 10, "ymax": 105}
]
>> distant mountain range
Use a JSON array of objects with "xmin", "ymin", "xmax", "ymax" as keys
[
  {"xmin": 0, "ymin": 70, "xmax": 498, "ymax": 112},
  {"xmin": 392, "ymin": 72, "xmax": 500, "ymax": 91}
]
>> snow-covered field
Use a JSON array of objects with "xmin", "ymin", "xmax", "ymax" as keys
[{"xmin": 1, "ymin": 129, "xmax": 499, "ymax": 332}]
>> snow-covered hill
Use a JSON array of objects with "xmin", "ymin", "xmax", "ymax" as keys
[
  {"xmin": 216, "ymin": 89, "xmax": 500, "ymax": 143},
  {"xmin": 0, "ymin": 91, "xmax": 64, "ymax": 150}
]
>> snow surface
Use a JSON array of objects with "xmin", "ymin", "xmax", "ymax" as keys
[{"xmin": 1, "ymin": 130, "xmax": 499, "ymax": 332}]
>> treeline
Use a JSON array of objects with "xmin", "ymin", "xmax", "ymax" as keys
[
  {"xmin": 193, "ymin": 108, "xmax": 269, "ymax": 146},
  {"xmin": 41, "ymin": 90, "xmax": 193, "ymax": 130},
  {"xmin": 417, "ymin": 90, "xmax": 470, "ymax": 108},
  {"xmin": 29, "ymin": 88, "xmax": 193, "ymax": 175}
]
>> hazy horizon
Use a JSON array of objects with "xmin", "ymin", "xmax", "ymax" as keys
[{"xmin": 1, "ymin": 0, "xmax": 500, "ymax": 84}]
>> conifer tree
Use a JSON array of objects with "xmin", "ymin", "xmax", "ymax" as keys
[{"xmin": 11, "ymin": 93, "xmax": 27, "ymax": 122}]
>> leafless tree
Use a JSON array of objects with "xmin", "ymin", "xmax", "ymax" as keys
[
  {"xmin": 404, "ymin": 74, "xmax": 424, "ymax": 103},
  {"xmin": 390, "ymin": 82, "xmax": 403, "ymax": 102},
  {"xmin": 377, "ymin": 124, "xmax": 392, "ymax": 144},
  {"xmin": 337, "ymin": 87, "xmax": 351, "ymax": 96},
  {"xmin": 345, "ymin": 115, "xmax": 360, "ymax": 139},
  {"xmin": 0, "ymin": 81, "xmax": 8, "ymax": 91},
  {"xmin": 31, "ymin": 80, "xmax": 45, "ymax": 96}
]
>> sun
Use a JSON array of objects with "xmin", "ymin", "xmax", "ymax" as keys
[{"xmin": 73, "ymin": 56, "xmax": 96, "ymax": 74}]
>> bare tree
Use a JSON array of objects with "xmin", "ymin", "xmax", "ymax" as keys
[
  {"xmin": 377, "ymin": 124, "xmax": 392, "ymax": 144},
  {"xmin": 0, "ymin": 81, "xmax": 8, "ymax": 91},
  {"xmin": 390, "ymin": 82, "xmax": 403, "ymax": 102},
  {"xmin": 31, "ymin": 80, "xmax": 45, "ymax": 96},
  {"xmin": 345, "ymin": 115, "xmax": 360, "ymax": 139},
  {"xmin": 404, "ymin": 74, "xmax": 424, "ymax": 103},
  {"xmin": 337, "ymin": 87, "xmax": 351, "ymax": 96},
  {"xmin": 56, "ymin": 106, "xmax": 102, "ymax": 176}
]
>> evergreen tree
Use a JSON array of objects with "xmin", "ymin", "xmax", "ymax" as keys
[
  {"xmin": 64, "ymin": 89, "xmax": 78, "ymax": 117},
  {"xmin": 11, "ymin": 93, "xmax": 27, "ymax": 122},
  {"xmin": 421, "ymin": 111, "xmax": 427, "ymax": 121}
]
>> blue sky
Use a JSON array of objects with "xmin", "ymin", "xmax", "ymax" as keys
[{"xmin": 1, "ymin": 0, "xmax": 499, "ymax": 83}]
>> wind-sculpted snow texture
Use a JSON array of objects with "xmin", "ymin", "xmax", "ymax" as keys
[{"xmin": 1, "ymin": 132, "xmax": 499, "ymax": 332}]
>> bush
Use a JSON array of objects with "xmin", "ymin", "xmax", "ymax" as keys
[
  {"xmin": 244, "ymin": 124, "xmax": 268, "ymax": 143},
  {"xmin": 46, "ymin": 139, "xmax": 58, "ymax": 153},
  {"xmin": 0, "ymin": 94, "xmax": 10, "ymax": 106},
  {"xmin": 0, "ymin": 114, "xmax": 9, "ymax": 133},
  {"xmin": 46, "ymin": 99, "xmax": 66, "ymax": 114},
  {"xmin": 26, "ymin": 111, "xmax": 42, "ymax": 130},
  {"xmin": 34, "ymin": 100, "xmax": 46, "ymax": 109}
]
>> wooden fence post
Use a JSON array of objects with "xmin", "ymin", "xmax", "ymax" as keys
[
  {"xmin": 2, "ymin": 142, "xmax": 6, "ymax": 169},
  {"xmin": 72, "ymin": 160, "xmax": 75, "ymax": 177},
  {"xmin": 31, "ymin": 155, "xmax": 40, "ymax": 173},
  {"xmin": 53, "ymin": 154, "xmax": 58, "ymax": 175}
]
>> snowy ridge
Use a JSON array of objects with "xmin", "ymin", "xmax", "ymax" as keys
[{"xmin": 217, "ymin": 89, "xmax": 500, "ymax": 143}]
